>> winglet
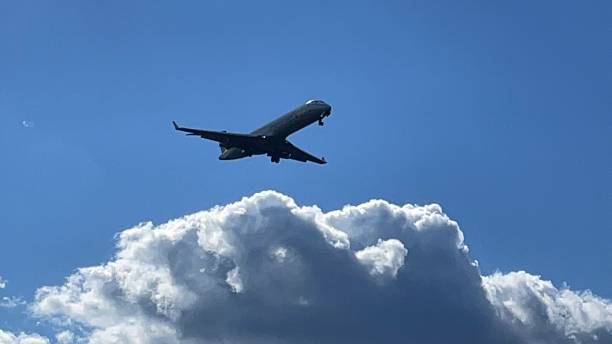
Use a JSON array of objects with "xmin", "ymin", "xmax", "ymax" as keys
[
  {"xmin": 321, "ymin": 157, "xmax": 327, "ymax": 164},
  {"xmin": 172, "ymin": 121, "xmax": 180, "ymax": 130}
]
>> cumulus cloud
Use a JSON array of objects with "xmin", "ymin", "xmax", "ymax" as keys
[
  {"xmin": 0, "ymin": 329, "xmax": 49, "ymax": 344},
  {"xmin": 54, "ymin": 331, "xmax": 74, "ymax": 344},
  {"xmin": 23, "ymin": 191, "xmax": 611, "ymax": 343},
  {"xmin": 0, "ymin": 276, "xmax": 6, "ymax": 289},
  {"xmin": 484, "ymin": 272, "xmax": 612, "ymax": 343},
  {"xmin": 355, "ymin": 239, "xmax": 407, "ymax": 279}
]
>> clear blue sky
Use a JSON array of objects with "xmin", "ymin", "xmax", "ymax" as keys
[{"xmin": 1, "ymin": 0, "xmax": 611, "ymax": 333}]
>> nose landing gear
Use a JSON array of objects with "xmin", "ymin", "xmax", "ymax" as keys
[{"xmin": 318, "ymin": 109, "xmax": 330, "ymax": 126}]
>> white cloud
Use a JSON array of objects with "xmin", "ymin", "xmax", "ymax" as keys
[
  {"xmin": 0, "ymin": 297, "xmax": 26, "ymax": 309},
  {"xmin": 24, "ymin": 191, "xmax": 611, "ymax": 343},
  {"xmin": 484, "ymin": 271, "xmax": 612, "ymax": 343},
  {"xmin": 0, "ymin": 277, "xmax": 26, "ymax": 310},
  {"xmin": 0, "ymin": 329, "xmax": 49, "ymax": 344},
  {"xmin": 355, "ymin": 239, "xmax": 407, "ymax": 279},
  {"xmin": 225, "ymin": 267, "xmax": 243, "ymax": 293},
  {"xmin": 55, "ymin": 331, "xmax": 74, "ymax": 344}
]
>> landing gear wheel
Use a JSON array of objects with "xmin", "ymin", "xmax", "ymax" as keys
[
  {"xmin": 271, "ymin": 156, "xmax": 280, "ymax": 163},
  {"xmin": 318, "ymin": 119, "xmax": 324, "ymax": 126}
]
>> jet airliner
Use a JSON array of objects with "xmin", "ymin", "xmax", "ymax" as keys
[{"xmin": 173, "ymin": 100, "xmax": 331, "ymax": 164}]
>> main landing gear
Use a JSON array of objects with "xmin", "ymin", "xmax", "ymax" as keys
[{"xmin": 271, "ymin": 156, "xmax": 280, "ymax": 163}]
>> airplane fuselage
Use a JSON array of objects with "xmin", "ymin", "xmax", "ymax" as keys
[
  {"xmin": 220, "ymin": 101, "xmax": 331, "ymax": 161},
  {"xmin": 251, "ymin": 101, "xmax": 331, "ymax": 138}
]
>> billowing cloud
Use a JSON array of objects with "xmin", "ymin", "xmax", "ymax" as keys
[
  {"xmin": 355, "ymin": 239, "xmax": 407, "ymax": 279},
  {"xmin": 484, "ymin": 272, "xmax": 612, "ymax": 343},
  {"xmin": 54, "ymin": 331, "xmax": 74, "ymax": 344},
  {"xmin": 0, "ymin": 330, "xmax": 49, "ymax": 344},
  {"xmin": 0, "ymin": 276, "xmax": 6, "ymax": 289},
  {"xmin": 17, "ymin": 191, "xmax": 611, "ymax": 343}
]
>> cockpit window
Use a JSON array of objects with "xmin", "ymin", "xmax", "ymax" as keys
[{"xmin": 306, "ymin": 99, "xmax": 324, "ymax": 105}]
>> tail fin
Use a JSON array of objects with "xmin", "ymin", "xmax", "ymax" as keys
[{"xmin": 172, "ymin": 121, "xmax": 180, "ymax": 130}]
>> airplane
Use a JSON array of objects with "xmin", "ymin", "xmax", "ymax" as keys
[{"xmin": 172, "ymin": 99, "xmax": 332, "ymax": 164}]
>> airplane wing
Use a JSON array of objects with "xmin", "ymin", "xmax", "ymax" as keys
[
  {"xmin": 173, "ymin": 121, "xmax": 267, "ymax": 148},
  {"xmin": 284, "ymin": 140, "xmax": 327, "ymax": 164},
  {"xmin": 173, "ymin": 121, "xmax": 327, "ymax": 164}
]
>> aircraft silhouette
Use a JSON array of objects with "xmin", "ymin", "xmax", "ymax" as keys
[{"xmin": 173, "ymin": 100, "xmax": 331, "ymax": 164}]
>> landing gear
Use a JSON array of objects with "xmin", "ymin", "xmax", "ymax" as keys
[
  {"xmin": 271, "ymin": 156, "xmax": 280, "ymax": 163},
  {"xmin": 318, "ymin": 119, "xmax": 324, "ymax": 126}
]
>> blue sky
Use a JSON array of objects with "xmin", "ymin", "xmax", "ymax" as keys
[{"xmin": 1, "ymin": 0, "xmax": 611, "ymax": 336}]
